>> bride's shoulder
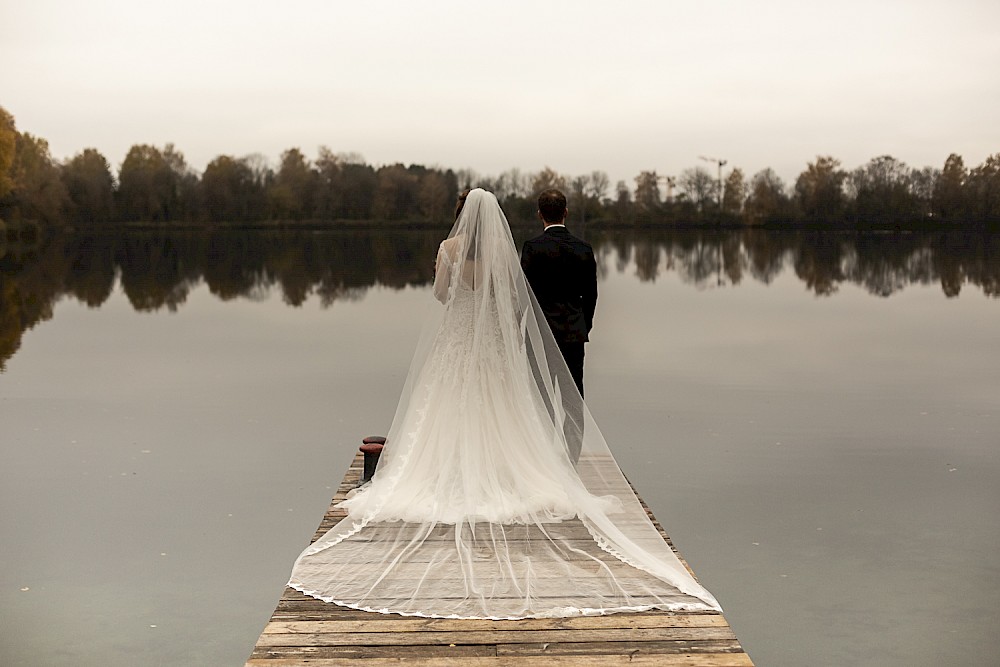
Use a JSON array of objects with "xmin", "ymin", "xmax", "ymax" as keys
[{"xmin": 440, "ymin": 235, "xmax": 463, "ymax": 257}]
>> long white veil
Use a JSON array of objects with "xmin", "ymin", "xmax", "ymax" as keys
[{"xmin": 289, "ymin": 189, "xmax": 720, "ymax": 618}]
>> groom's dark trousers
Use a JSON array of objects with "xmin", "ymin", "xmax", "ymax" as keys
[{"xmin": 521, "ymin": 225, "xmax": 598, "ymax": 462}]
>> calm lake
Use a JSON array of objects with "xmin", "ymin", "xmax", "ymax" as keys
[{"xmin": 1, "ymin": 228, "xmax": 998, "ymax": 666}]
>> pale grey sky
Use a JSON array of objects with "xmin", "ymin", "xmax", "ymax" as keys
[{"xmin": 2, "ymin": 0, "xmax": 998, "ymax": 188}]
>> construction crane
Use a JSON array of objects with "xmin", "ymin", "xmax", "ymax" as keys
[{"xmin": 698, "ymin": 155, "xmax": 727, "ymax": 208}]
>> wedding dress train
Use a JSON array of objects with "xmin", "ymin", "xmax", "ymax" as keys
[{"xmin": 288, "ymin": 189, "xmax": 720, "ymax": 618}]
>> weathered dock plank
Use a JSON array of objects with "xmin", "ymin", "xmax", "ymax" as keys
[
  {"xmin": 247, "ymin": 656, "xmax": 754, "ymax": 666},
  {"xmin": 247, "ymin": 453, "xmax": 754, "ymax": 666}
]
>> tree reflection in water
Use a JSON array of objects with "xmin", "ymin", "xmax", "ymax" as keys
[{"xmin": 1, "ymin": 229, "xmax": 997, "ymax": 369}]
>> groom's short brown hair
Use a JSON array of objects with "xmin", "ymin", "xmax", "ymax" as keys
[{"xmin": 537, "ymin": 189, "xmax": 567, "ymax": 223}]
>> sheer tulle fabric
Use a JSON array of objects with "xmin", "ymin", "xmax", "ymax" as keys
[{"xmin": 288, "ymin": 189, "xmax": 720, "ymax": 618}]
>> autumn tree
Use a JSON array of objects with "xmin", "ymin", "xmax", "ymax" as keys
[
  {"xmin": 313, "ymin": 147, "xmax": 343, "ymax": 220},
  {"xmin": 269, "ymin": 148, "xmax": 316, "ymax": 220},
  {"xmin": 0, "ymin": 106, "xmax": 16, "ymax": 200},
  {"xmin": 311, "ymin": 149, "xmax": 378, "ymax": 220},
  {"xmin": 794, "ymin": 156, "xmax": 846, "ymax": 221},
  {"xmin": 163, "ymin": 144, "xmax": 198, "ymax": 220},
  {"xmin": 932, "ymin": 153, "xmax": 967, "ymax": 220},
  {"xmin": 338, "ymin": 162, "xmax": 378, "ymax": 219},
  {"xmin": 965, "ymin": 153, "xmax": 1000, "ymax": 224},
  {"xmin": 416, "ymin": 169, "xmax": 456, "ymax": 221},
  {"xmin": 8, "ymin": 132, "xmax": 68, "ymax": 223},
  {"xmin": 634, "ymin": 171, "xmax": 661, "ymax": 212},
  {"xmin": 200, "ymin": 155, "xmax": 258, "ymax": 222},
  {"xmin": 908, "ymin": 166, "xmax": 939, "ymax": 218},
  {"xmin": 721, "ymin": 168, "xmax": 747, "ymax": 216},
  {"xmin": 613, "ymin": 180, "xmax": 632, "ymax": 223},
  {"xmin": 531, "ymin": 167, "xmax": 567, "ymax": 195},
  {"xmin": 117, "ymin": 143, "xmax": 194, "ymax": 222},
  {"xmin": 117, "ymin": 143, "xmax": 167, "ymax": 221},
  {"xmin": 372, "ymin": 164, "xmax": 420, "ymax": 220},
  {"xmin": 847, "ymin": 155, "xmax": 919, "ymax": 223},
  {"xmin": 62, "ymin": 148, "xmax": 115, "ymax": 223},
  {"xmin": 744, "ymin": 168, "xmax": 791, "ymax": 224}
]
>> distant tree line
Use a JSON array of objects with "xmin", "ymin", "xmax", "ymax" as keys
[
  {"xmin": 2, "ymin": 105, "xmax": 998, "ymax": 230},
  {"xmin": 3, "ymin": 227, "xmax": 996, "ymax": 368}
]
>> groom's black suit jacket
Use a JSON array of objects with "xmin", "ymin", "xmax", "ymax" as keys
[{"xmin": 520, "ymin": 225, "xmax": 598, "ymax": 344}]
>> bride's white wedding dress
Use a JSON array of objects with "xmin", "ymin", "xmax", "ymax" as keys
[{"xmin": 288, "ymin": 189, "xmax": 720, "ymax": 618}]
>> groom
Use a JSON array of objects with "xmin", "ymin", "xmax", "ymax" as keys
[{"xmin": 521, "ymin": 188, "xmax": 597, "ymax": 428}]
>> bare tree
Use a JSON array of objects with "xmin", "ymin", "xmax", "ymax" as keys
[
  {"xmin": 570, "ymin": 174, "xmax": 590, "ymax": 223},
  {"xmin": 679, "ymin": 167, "xmax": 716, "ymax": 213},
  {"xmin": 454, "ymin": 168, "xmax": 479, "ymax": 190},
  {"xmin": 588, "ymin": 170, "xmax": 610, "ymax": 201}
]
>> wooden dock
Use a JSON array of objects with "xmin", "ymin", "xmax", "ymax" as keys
[{"xmin": 247, "ymin": 453, "xmax": 753, "ymax": 666}]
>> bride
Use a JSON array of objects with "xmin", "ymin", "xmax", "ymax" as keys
[{"xmin": 288, "ymin": 189, "xmax": 720, "ymax": 618}]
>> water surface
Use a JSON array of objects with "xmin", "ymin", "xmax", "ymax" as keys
[{"xmin": 1, "ymin": 229, "xmax": 998, "ymax": 666}]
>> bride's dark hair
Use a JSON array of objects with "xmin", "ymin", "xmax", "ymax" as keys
[{"xmin": 455, "ymin": 189, "xmax": 472, "ymax": 220}]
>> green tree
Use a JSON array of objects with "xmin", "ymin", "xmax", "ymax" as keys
[
  {"xmin": 794, "ymin": 156, "xmax": 846, "ymax": 221},
  {"xmin": 62, "ymin": 148, "xmax": 114, "ymax": 224},
  {"xmin": 721, "ymin": 168, "xmax": 747, "ymax": 216}
]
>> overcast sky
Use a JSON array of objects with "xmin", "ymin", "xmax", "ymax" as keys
[{"xmin": 2, "ymin": 0, "xmax": 998, "ymax": 188}]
